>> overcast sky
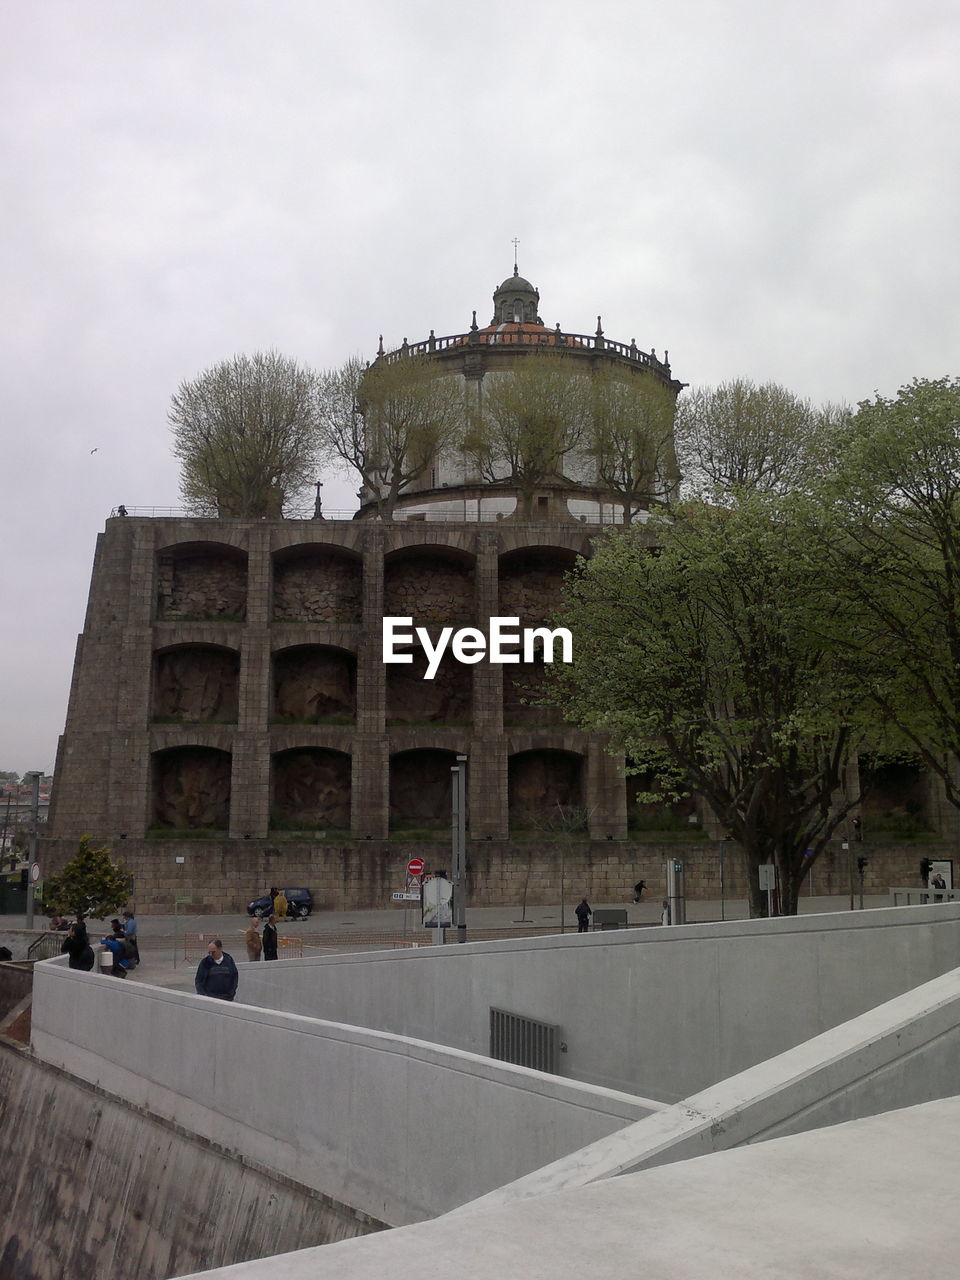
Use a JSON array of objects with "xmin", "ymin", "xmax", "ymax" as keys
[{"xmin": 2, "ymin": 0, "xmax": 959, "ymax": 773}]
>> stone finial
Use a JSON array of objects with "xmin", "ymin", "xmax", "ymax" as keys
[{"xmin": 377, "ymin": 335, "xmax": 384, "ymax": 356}]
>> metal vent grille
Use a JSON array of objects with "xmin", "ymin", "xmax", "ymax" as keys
[{"xmin": 490, "ymin": 1007, "xmax": 560, "ymax": 1073}]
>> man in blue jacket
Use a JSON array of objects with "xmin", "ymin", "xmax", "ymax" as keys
[{"xmin": 195, "ymin": 939, "xmax": 239, "ymax": 1001}]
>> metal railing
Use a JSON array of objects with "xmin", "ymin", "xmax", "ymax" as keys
[{"xmin": 27, "ymin": 933, "xmax": 63, "ymax": 961}]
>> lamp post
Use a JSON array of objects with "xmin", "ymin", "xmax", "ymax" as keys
[
  {"xmin": 24, "ymin": 771, "xmax": 42, "ymax": 929},
  {"xmin": 451, "ymin": 755, "xmax": 468, "ymax": 943}
]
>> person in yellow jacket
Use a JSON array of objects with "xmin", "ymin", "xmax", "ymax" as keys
[{"xmin": 273, "ymin": 888, "xmax": 288, "ymax": 920}]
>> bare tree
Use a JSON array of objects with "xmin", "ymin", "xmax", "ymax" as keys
[
  {"xmin": 675, "ymin": 378, "xmax": 838, "ymax": 500},
  {"xmin": 585, "ymin": 368, "xmax": 679, "ymax": 523},
  {"xmin": 462, "ymin": 352, "xmax": 591, "ymax": 518},
  {"xmin": 170, "ymin": 351, "xmax": 323, "ymax": 517},
  {"xmin": 318, "ymin": 355, "xmax": 463, "ymax": 520}
]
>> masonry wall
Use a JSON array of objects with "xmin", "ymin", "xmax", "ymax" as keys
[{"xmin": 46, "ymin": 514, "xmax": 953, "ymax": 913}]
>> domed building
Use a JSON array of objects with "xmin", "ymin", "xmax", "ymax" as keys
[
  {"xmin": 46, "ymin": 265, "xmax": 752, "ymax": 917},
  {"xmin": 362, "ymin": 265, "xmax": 684, "ymax": 524}
]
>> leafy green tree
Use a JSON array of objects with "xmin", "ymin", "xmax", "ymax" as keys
[
  {"xmin": 675, "ymin": 379, "xmax": 839, "ymax": 499},
  {"xmin": 318, "ymin": 354, "xmax": 462, "ymax": 520},
  {"xmin": 548, "ymin": 496, "xmax": 867, "ymax": 915},
  {"xmin": 42, "ymin": 836, "xmax": 130, "ymax": 923},
  {"xmin": 819, "ymin": 376, "xmax": 960, "ymax": 808},
  {"xmin": 462, "ymin": 352, "xmax": 591, "ymax": 518},
  {"xmin": 585, "ymin": 368, "xmax": 679, "ymax": 523},
  {"xmin": 170, "ymin": 350, "xmax": 324, "ymax": 517}
]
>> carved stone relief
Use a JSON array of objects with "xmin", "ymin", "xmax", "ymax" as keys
[
  {"xmin": 273, "ymin": 553, "xmax": 362, "ymax": 622},
  {"xmin": 157, "ymin": 552, "xmax": 247, "ymax": 620},
  {"xmin": 273, "ymin": 648, "xmax": 356, "ymax": 721},
  {"xmin": 389, "ymin": 750, "xmax": 456, "ymax": 825},
  {"xmin": 152, "ymin": 748, "xmax": 231, "ymax": 829},
  {"xmin": 153, "ymin": 648, "xmax": 240, "ymax": 721},
  {"xmin": 386, "ymin": 650, "xmax": 471, "ymax": 723},
  {"xmin": 272, "ymin": 749, "xmax": 351, "ymax": 829},
  {"xmin": 384, "ymin": 556, "xmax": 475, "ymax": 623},
  {"xmin": 498, "ymin": 557, "xmax": 570, "ymax": 624},
  {"xmin": 508, "ymin": 750, "xmax": 583, "ymax": 824},
  {"xmin": 503, "ymin": 661, "xmax": 560, "ymax": 725}
]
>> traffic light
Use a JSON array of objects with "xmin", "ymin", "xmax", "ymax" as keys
[{"xmin": 857, "ymin": 855, "xmax": 868, "ymax": 876}]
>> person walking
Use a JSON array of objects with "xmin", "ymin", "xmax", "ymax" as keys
[
  {"xmin": 575, "ymin": 897, "xmax": 592, "ymax": 933},
  {"xmin": 195, "ymin": 940, "xmax": 239, "ymax": 1001},
  {"xmin": 633, "ymin": 880, "xmax": 646, "ymax": 902},
  {"xmin": 262, "ymin": 914, "xmax": 279, "ymax": 961},
  {"xmin": 245, "ymin": 919, "xmax": 262, "ymax": 962}
]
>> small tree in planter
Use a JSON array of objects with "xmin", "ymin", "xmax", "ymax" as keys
[{"xmin": 43, "ymin": 835, "xmax": 129, "ymax": 924}]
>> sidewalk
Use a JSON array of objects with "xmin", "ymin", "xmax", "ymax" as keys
[{"xmin": 3, "ymin": 891, "xmax": 895, "ymax": 993}]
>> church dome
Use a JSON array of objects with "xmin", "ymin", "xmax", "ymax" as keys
[{"xmin": 492, "ymin": 265, "xmax": 542, "ymax": 325}]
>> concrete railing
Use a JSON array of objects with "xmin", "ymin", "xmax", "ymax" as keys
[
  {"xmin": 30, "ymin": 957, "xmax": 659, "ymax": 1226},
  {"xmin": 236, "ymin": 902, "xmax": 960, "ymax": 1103}
]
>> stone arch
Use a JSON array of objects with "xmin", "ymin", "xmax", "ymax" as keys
[
  {"xmin": 386, "ymin": 644, "xmax": 471, "ymax": 725},
  {"xmin": 383, "ymin": 546, "xmax": 476, "ymax": 624},
  {"xmin": 152, "ymin": 644, "xmax": 240, "ymax": 722},
  {"xmin": 156, "ymin": 542, "xmax": 247, "ymax": 621},
  {"xmin": 389, "ymin": 748, "xmax": 458, "ymax": 830},
  {"xmin": 272, "ymin": 544, "xmax": 362, "ymax": 623},
  {"xmin": 151, "ymin": 746, "xmax": 231, "ymax": 830},
  {"xmin": 498, "ymin": 547, "xmax": 579, "ymax": 624},
  {"xmin": 271, "ymin": 748, "xmax": 351, "ymax": 831},
  {"xmin": 508, "ymin": 748, "xmax": 584, "ymax": 831},
  {"xmin": 272, "ymin": 645, "xmax": 357, "ymax": 722},
  {"xmin": 626, "ymin": 763, "xmax": 697, "ymax": 833}
]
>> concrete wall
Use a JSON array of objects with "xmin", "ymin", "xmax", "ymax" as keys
[
  {"xmin": 0, "ymin": 1042, "xmax": 381, "ymax": 1280},
  {"xmin": 30, "ymin": 958, "xmax": 657, "ymax": 1227},
  {"xmin": 464, "ymin": 964, "xmax": 960, "ymax": 1212},
  {"xmin": 236, "ymin": 902, "xmax": 960, "ymax": 1102}
]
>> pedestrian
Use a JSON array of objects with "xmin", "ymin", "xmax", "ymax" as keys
[
  {"xmin": 245, "ymin": 918, "xmax": 262, "ymax": 962},
  {"xmin": 100, "ymin": 933, "xmax": 132, "ymax": 977},
  {"xmin": 61, "ymin": 922, "xmax": 95, "ymax": 971},
  {"xmin": 575, "ymin": 897, "xmax": 592, "ymax": 933},
  {"xmin": 273, "ymin": 888, "xmax": 288, "ymax": 921},
  {"xmin": 116, "ymin": 504, "xmax": 127, "ymax": 516},
  {"xmin": 262, "ymin": 914, "xmax": 279, "ymax": 961},
  {"xmin": 123, "ymin": 910, "xmax": 139, "ymax": 967},
  {"xmin": 195, "ymin": 939, "xmax": 239, "ymax": 1001},
  {"xmin": 633, "ymin": 880, "xmax": 646, "ymax": 902}
]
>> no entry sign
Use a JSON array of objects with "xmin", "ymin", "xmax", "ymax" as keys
[{"xmin": 407, "ymin": 857, "xmax": 426, "ymax": 877}]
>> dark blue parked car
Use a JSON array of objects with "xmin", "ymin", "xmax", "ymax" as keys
[{"xmin": 246, "ymin": 887, "xmax": 314, "ymax": 919}]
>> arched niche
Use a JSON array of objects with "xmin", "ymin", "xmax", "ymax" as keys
[
  {"xmin": 386, "ymin": 646, "xmax": 471, "ymax": 725},
  {"xmin": 271, "ymin": 748, "xmax": 351, "ymax": 831},
  {"xmin": 858, "ymin": 753, "xmax": 932, "ymax": 836},
  {"xmin": 151, "ymin": 746, "xmax": 231, "ymax": 830},
  {"xmin": 383, "ymin": 547, "xmax": 475, "ymax": 624},
  {"xmin": 152, "ymin": 645, "xmax": 240, "ymax": 722},
  {"xmin": 273, "ymin": 645, "xmax": 357, "ymax": 722},
  {"xmin": 157, "ymin": 543, "xmax": 247, "ymax": 621},
  {"xmin": 503, "ymin": 659, "xmax": 561, "ymax": 726},
  {"xmin": 508, "ymin": 748, "xmax": 584, "ymax": 831},
  {"xmin": 498, "ymin": 547, "xmax": 578, "ymax": 625},
  {"xmin": 389, "ymin": 748, "xmax": 459, "ymax": 830},
  {"xmin": 626, "ymin": 764, "xmax": 697, "ymax": 833},
  {"xmin": 272, "ymin": 545, "xmax": 362, "ymax": 623}
]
